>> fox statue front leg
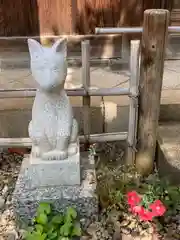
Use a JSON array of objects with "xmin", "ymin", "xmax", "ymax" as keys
[
  {"xmin": 29, "ymin": 120, "xmax": 52, "ymax": 159},
  {"xmin": 42, "ymin": 136, "xmax": 69, "ymax": 160},
  {"xmin": 41, "ymin": 119, "xmax": 78, "ymax": 160}
]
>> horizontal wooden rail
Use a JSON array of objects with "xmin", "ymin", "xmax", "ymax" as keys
[
  {"xmin": 0, "ymin": 34, "xmax": 120, "ymax": 41},
  {"xmin": 0, "ymin": 132, "xmax": 128, "ymax": 147},
  {"xmin": 95, "ymin": 26, "xmax": 180, "ymax": 34},
  {"xmin": 0, "ymin": 25, "xmax": 179, "ymax": 41},
  {"xmin": 0, "ymin": 56, "xmax": 127, "ymax": 66},
  {"xmin": 0, "ymin": 87, "xmax": 130, "ymax": 98}
]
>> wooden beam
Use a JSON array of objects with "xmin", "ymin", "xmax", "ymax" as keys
[
  {"xmin": 0, "ymin": 132, "xmax": 128, "ymax": 147},
  {"xmin": 82, "ymin": 40, "xmax": 91, "ymax": 149},
  {"xmin": 0, "ymin": 87, "xmax": 130, "ymax": 99},
  {"xmin": 136, "ymin": 9, "xmax": 169, "ymax": 175}
]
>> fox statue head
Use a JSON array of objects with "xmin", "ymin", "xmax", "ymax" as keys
[{"xmin": 28, "ymin": 38, "xmax": 67, "ymax": 92}]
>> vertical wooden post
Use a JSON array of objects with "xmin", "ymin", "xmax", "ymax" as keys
[
  {"xmin": 136, "ymin": 9, "xmax": 169, "ymax": 175},
  {"xmin": 82, "ymin": 40, "xmax": 91, "ymax": 150},
  {"xmin": 127, "ymin": 40, "xmax": 140, "ymax": 165}
]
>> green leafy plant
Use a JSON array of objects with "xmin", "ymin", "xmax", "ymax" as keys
[
  {"xmin": 138, "ymin": 174, "xmax": 180, "ymax": 218},
  {"xmin": 25, "ymin": 202, "xmax": 82, "ymax": 240},
  {"xmin": 97, "ymin": 164, "xmax": 180, "ymax": 223}
]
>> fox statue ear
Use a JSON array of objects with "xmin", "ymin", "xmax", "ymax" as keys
[
  {"xmin": 27, "ymin": 39, "xmax": 43, "ymax": 59},
  {"xmin": 52, "ymin": 38, "xmax": 67, "ymax": 57}
]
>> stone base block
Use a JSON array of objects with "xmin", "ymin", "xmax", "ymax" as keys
[
  {"xmin": 24, "ymin": 149, "xmax": 80, "ymax": 188},
  {"xmin": 12, "ymin": 152, "xmax": 98, "ymax": 229},
  {"xmin": 157, "ymin": 122, "xmax": 180, "ymax": 184}
]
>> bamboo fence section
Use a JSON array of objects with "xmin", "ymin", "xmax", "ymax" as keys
[
  {"xmin": 0, "ymin": 10, "xmax": 175, "ymax": 167},
  {"xmin": 0, "ymin": 25, "xmax": 178, "ymax": 41},
  {"xmin": 0, "ymin": 87, "xmax": 129, "ymax": 98},
  {"xmin": 0, "ymin": 39, "xmax": 131, "ymax": 148},
  {"xmin": 0, "ymin": 132, "xmax": 128, "ymax": 147},
  {"xmin": 95, "ymin": 26, "xmax": 180, "ymax": 34},
  {"xmin": 82, "ymin": 40, "xmax": 91, "ymax": 149},
  {"xmin": 127, "ymin": 40, "xmax": 140, "ymax": 165}
]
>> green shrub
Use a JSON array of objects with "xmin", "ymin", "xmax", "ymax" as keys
[{"xmin": 25, "ymin": 202, "xmax": 82, "ymax": 240}]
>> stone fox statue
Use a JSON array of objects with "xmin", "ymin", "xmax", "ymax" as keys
[{"xmin": 27, "ymin": 38, "xmax": 78, "ymax": 160}]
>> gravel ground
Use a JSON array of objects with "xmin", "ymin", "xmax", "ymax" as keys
[
  {"xmin": 0, "ymin": 151, "xmax": 114, "ymax": 240},
  {"xmin": 0, "ymin": 149, "xmax": 180, "ymax": 240},
  {"xmin": 0, "ymin": 151, "xmax": 23, "ymax": 240}
]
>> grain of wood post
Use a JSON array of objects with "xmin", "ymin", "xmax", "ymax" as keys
[
  {"xmin": 127, "ymin": 40, "xmax": 140, "ymax": 165},
  {"xmin": 136, "ymin": 9, "xmax": 170, "ymax": 175},
  {"xmin": 81, "ymin": 40, "xmax": 91, "ymax": 150}
]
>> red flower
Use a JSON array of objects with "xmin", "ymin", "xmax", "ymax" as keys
[
  {"xmin": 139, "ymin": 208, "xmax": 154, "ymax": 221},
  {"xmin": 149, "ymin": 200, "xmax": 166, "ymax": 217},
  {"xmin": 131, "ymin": 205, "xmax": 144, "ymax": 215},
  {"xmin": 127, "ymin": 191, "xmax": 141, "ymax": 207}
]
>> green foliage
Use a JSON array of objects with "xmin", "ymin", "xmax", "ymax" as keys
[
  {"xmin": 97, "ymin": 164, "xmax": 141, "ymax": 209},
  {"xmin": 138, "ymin": 174, "xmax": 180, "ymax": 216},
  {"xmin": 97, "ymin": 164, "xmax": 180, "ymax": 218},
  {"xmin": 24, "ymin": 203, "xmax": 82, "ymax": 240},
  {"xmin": 88, "ymin": 144, "xmax": 97, "ymax": 156}
]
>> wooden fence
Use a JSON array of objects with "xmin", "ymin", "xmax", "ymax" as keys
[
  {"xmin": 0, "ymin": 0, "xmax": 158, "ymax": 36},
  {"xmin": 0, "ymin": 9, "xmax": 175, "ymax": 172}
]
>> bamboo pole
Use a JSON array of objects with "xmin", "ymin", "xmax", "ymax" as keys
[
  {"xmin": 95, "ymin": 26, "xmax": 180, "ymax": 34},
  {"xmin": 0, "ymin": 132, "xmax": 128, "ymax": 148},
  {"xmin": 136, "ymin": 9, "xmax": 169, "ymax": 175},
  {"xmin": 127, "ymin": 40, "xmax": 140, "ymax": 165},
  {"xmin": 0, "ymin": 25, "xmax": 178, "ymax": 41},
  {"xmin": 0, "ymin": 87, "xmax": 130, "ymax": 98},
  {"xmin": 82, "ymin": 40, "xmax": 91, "ymax": 149}
]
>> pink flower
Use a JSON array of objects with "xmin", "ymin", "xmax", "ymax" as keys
[
  {"xmin": 138, "ymin": 208, "xmax": 154, "ymax": 221},
  {"xmin": 149, "ymin": 200, "xmax": 166, "ymax": 217},
  {"xmin": 127, "ymin": 191, "xmax": 141, "ymax": 207},
  {"xmin": 131, "ymin": 205, "xmax": 144, "ymax": 215}
]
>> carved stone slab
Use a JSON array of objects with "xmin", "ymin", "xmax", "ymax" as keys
[{"xmin": 21, "ymin": 142, "xmax": 80, "ymax": 189}]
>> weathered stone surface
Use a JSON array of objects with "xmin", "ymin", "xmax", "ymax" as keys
[
  {"xmin": 28, "ymin": 38, "xmax": 78, "ymax": 161},
  {"xmin": 22, "ymin": 145, "xmax": 80, "ymax": 188},
  {"xmin": 157, "ymin": 122, "xmax": 180, "ymax": 184},
  {"xmin": 12, "ymin": 152, "xmax": 98, "ymax": 229}
]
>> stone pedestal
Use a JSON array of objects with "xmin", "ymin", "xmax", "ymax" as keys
[
  {"xmin": 25, "ymin": 149, "xmax": 81, "ymax": 188},
  {"xmin": 12, "ymin": 152, "xmax": 98, "ymax": 229}
]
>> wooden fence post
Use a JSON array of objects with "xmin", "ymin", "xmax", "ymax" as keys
[
  {"xmin": 136, "ymin": 9, "xmax": 169, "ymax": 175},
  {"xmin": 82, "ymin": 40, "xmax": 91, "ymax": 150}
]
